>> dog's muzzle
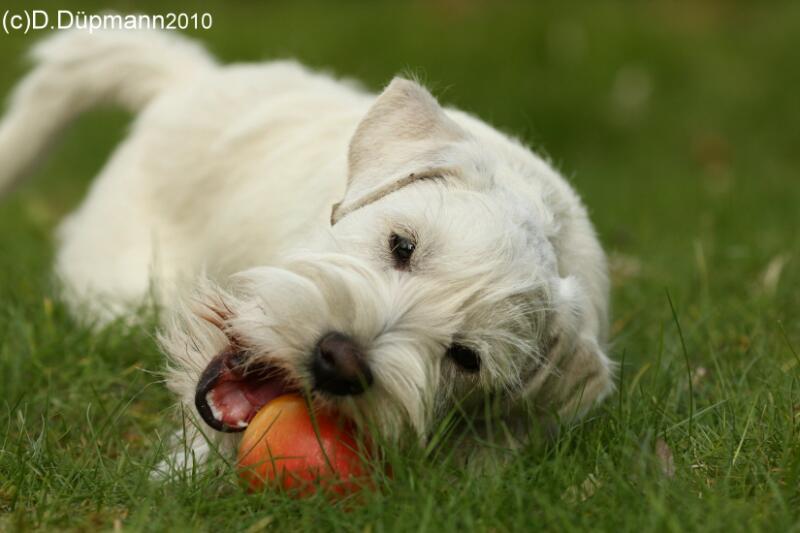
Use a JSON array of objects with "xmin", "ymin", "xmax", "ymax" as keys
[{"xmin": 193, "ymin": 332, "xmax": 373, "ymax": 433}]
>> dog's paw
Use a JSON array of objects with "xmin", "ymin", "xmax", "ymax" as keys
[
  {"xmin": 149, "ymin": 421, "xmax": 239, "ymax": 482},
  {"xmin": 149, "ymin": 427, "xmax": 212, "ymax": 482},
  {"xmin": 531, "ymin": 334, "xmax": 615, "ymax": 423}
]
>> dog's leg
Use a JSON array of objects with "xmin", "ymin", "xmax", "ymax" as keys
[
  {"xmin": 54, "ymin": 147, "xmax": 179, "ymax": 324},
  {"xmin": 55, "ymin": 226, "xmax": 166, "ymax": 325}
]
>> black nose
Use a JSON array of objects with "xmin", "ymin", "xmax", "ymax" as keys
[{"xmin": 312, "ymin": 332, "xmax": 373, "ymax": 396}]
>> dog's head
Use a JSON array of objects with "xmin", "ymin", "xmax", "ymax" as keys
[{"xmin": 162, "ymin": 78, "xmax": 612, "ymax": 446}]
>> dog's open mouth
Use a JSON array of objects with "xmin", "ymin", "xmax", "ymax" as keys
[{"xmin": 194, "ymin": 348, "xmax": 298, "ymax": 432}]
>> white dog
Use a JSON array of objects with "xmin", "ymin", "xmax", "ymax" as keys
[{"xmin": 0, "ymin": 28, "xmax": 614, "ymax": 473}]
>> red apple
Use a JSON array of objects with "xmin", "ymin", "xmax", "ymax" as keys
[{"xmin": 236, "ymin": 394, "xmax": 371, "ymax": 497}]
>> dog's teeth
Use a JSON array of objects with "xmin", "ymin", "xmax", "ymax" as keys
[{"xmin": 207, "ymin": 393, "xmax": 223, "ymax": 422}]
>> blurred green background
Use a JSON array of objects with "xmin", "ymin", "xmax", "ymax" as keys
[
  {"xmin": 0, "ymin": 1, "xmax": 798, "ymax": 531},
  {"xmin": 1, "ymin": 1, "xmax": 797, "ymax": 313}
]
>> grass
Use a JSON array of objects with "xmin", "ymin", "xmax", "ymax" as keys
[{"xmin": 1, "ymin": 1, "xmax": 799, "ymax": 531}]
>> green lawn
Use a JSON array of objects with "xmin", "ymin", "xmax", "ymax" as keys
[{"xmin": 1, "ymin": 1, "xmax": 799, "ymax": 531}]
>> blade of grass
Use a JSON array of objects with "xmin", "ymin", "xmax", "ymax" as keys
[{"xmin": 666, "ymin": 290, "xmax": 694, "ymax": 442}]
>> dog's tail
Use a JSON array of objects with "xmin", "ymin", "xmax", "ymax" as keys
[{"xmin": 0, "ymin": 27, "xmax": 215, "ymax": 196}]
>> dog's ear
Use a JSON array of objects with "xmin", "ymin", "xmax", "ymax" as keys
[
  {"xmin": 331, "ymin": 77, "xmax": 468, "ymax": 224},
  {"xmin": 524, "ymin": 277, "xmax": 615, "ymax": 422}
]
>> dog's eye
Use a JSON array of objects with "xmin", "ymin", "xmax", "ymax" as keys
[
  {"xmin": 446, "ymin": 343, "xmax": 481, "ymax": 373},
  {"xmin": 389, "ymin": 233, "xmax": 416, "ymax": 269}
]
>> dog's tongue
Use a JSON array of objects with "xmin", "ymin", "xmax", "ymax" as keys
[
  {"xmin": 195, "ymin": 349, "xmax": 293, "ymax": 432},
  {"xmin": 209, "ymin": 377, "xmax": 288, "ymax": 429}
]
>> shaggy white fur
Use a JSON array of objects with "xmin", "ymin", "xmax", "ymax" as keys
[{"xmin": 0, "ymin": 27, "xmax": 614, "ymax": 474}]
